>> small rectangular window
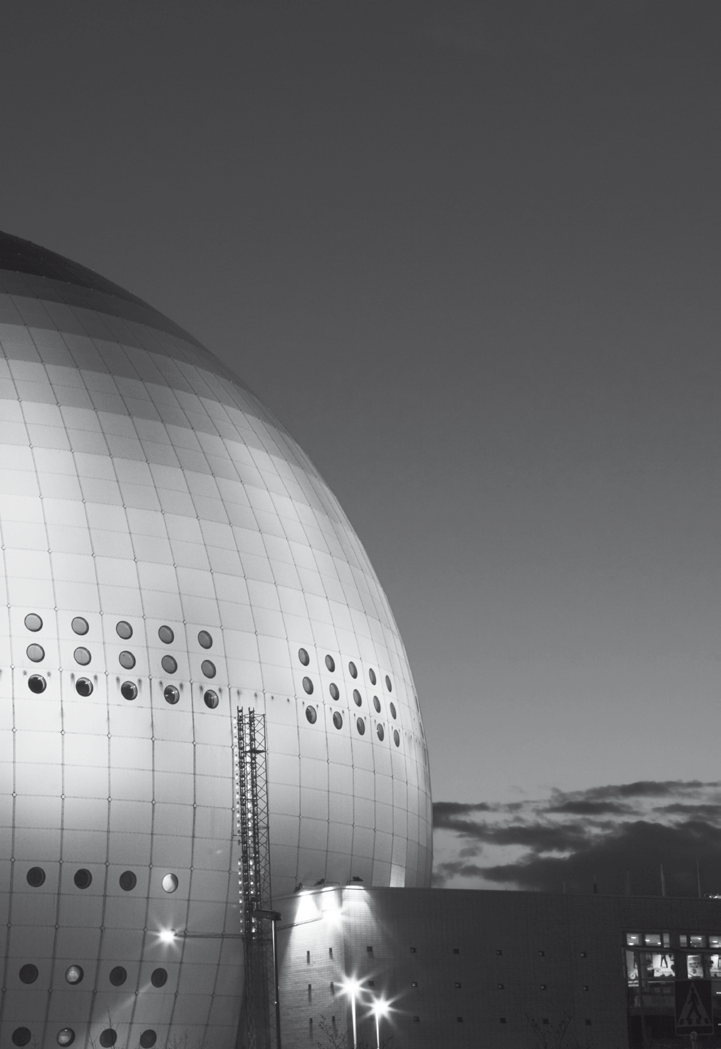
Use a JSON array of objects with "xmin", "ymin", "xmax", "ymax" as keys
[
  {"xmin": 580, "ymin": 951, "xmax": 587, "ymax": 958},
  {"xmin": 413, "ymin": 1016, "xmax": 420, "ymax": 1023},
  {"xmin": 538, "ymin": 950, "xmax": 545, "ymax": 957},
  {"xmin": 306, "ymin": 951, "xmax": 311, "ymax": 963},
  {"xmin": 329, "ymin": 948, "xmax": 333, "ymax": 959},
  {"xmin": 410, "ymin": 947, "xmax": 417, "ymax": 953},
  {"xmin": 456, "ymin": 1017, "xmax": 463, "ymax": 1022},
  {"xmin": 366, "ymin": 946, "xmax": 373, "ymax": 953},
  {"xmin": 690, "ymin": 935, "xmax": 706, "ymax": 948},
  {"xmin": 496, "ymin": 949, "xmax": 503, "ymax": 956},
  {"xmin": 645, "ymin": 933, "xmax": 662, "ymax": 947},
  {"xmin": 583, "ymin": 985, "xmax": 589, "ymax": 991},
  {"xmin": 585, "ymin": 1020, "xmax": 592, "ymax": 1026},
  {"xmin": 500, "ymin": 1018, "xmax": 507, "ymax": 1024},
  {"xmin": 412, "ymin": 981, "xmax": 418, "ymax": 988},
  {"xmin": 626, "ymin": 933, "xmax": 642, "ymax": 946},
  {"xmin": 680, "ymin": 934, "xmax": 688, "ymax": 947},
  {"xmin": 367, "ymin": 980, "xmax": 375, "ymax": 988},
  {"xmin": 497, "ymin": 983, "xmax": 504, "ymax": 990},
  {"xmin": 540, "ymin": 984, "xmax": 547, "ymax": 991},
  {"xmin": 455, "ymin": 982, "xmax": 461, "ymax": 988},
  {"xmin": 453, "ymin": 948, "xmax": 460, "ymax": 954}
]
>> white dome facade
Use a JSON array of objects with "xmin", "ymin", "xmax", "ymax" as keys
[{"xmin": 0, "ymin": 232, "xmax": 432, "ymax": 1048}]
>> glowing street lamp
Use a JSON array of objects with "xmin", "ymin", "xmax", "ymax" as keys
[
  {"xmin": 341, "ymin": 978, "xmax": 362, "ymax": 1048},
  {"xmin": 370, "ymin": 999, "xmax": 390, "ymax": 1049},
  {"xmin": 158, "ymin": 929, "xmax": 176, "ymax": 944}
]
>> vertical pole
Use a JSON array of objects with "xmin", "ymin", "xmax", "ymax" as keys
[
  {"xmin": 375, "ymin": 1010, "xmax": 380, "ymax": 1049},
  {"xmin": 351, "ymin": 992, "xmax": 357, "ymax": 1049},
  {"xmin": 272, "ymin": 917, "xmax": 282, "ymax": 1049}
]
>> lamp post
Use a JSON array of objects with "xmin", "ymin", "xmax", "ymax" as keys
[
  {"xmin": 342, "ymin": 978, "xmax": 361, "ymax": 1048},
  {"xmin": 370, "ymin": 999, "xmax": 389, "ymax": 1049}
]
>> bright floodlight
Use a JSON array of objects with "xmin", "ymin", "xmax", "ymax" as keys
[
  {"xmin": 158, "ymin": 929, "xmax": 176, "ymax": 944},
  {"xmin": 371, "ymin": 999, "xmax": 390, "ymax": 1017},
  {"xmin": 342, "ymin": 977, "xmax": 361, "ymax": 997}
]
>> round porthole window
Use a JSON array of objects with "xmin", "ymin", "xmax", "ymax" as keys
[
  {"xmin": 305, "ymin": 705, "xmax": 317, "ymax": 724},
  {"xmin": 26, "ymin": 867, "xmax": 45, "ymax": 887},
  {"xmin": 109, "ymin": 966, "xmax": 127, "ymax": 986},
  {"xmin": 73, "ymin": 647, "xmax": 91, "ymax": 666},
  {"xmin": 119, "ymin": 651, "xmax": 136, "ymax": 670},
  {"xmin": 393, "ymin": 730, "xmax": 400, "ymax": 747},
  {"xmin": 373, "ymin": 695, "xmax": 381, "ymax": 713},
  {"xmin": 121, "ymin": 681, "xmax": 137, "ymax": 701},
  {"xmin": 332, "ymin": 711, "xmax": 343, "ymax": 730},
  {"xmin": 163, "ymin": 685, "xmax": 179, "ymax": 705},
  {"xmin": 71, "ymin": 617, "xmax": 88, "ymax": 635},
  {"xmin": 353, "ymin": 689, "xmax": 362, "ymax": 707},
  {"xmin": 73, "ymin": 868, "xmax": 92, "ymax": 889},
  {"xmin": 158, "ymin": 625, "xmax": 174, "ymax": 644},
  {"xmin": 99, "ymin": 1031, "xmax": 117, "ymax": 1048},
  {"xmin": 377, "ymin": 724, "xmax": 385, "ymax": 742},
  {"xmin": 356, "ymin": 717, "xmax": 366, "ymax": 736},
  {"xmin": 161, "ymin": 655, "xmax": 177, "ymax": 675},
  {"xmin": 198, "ymin": 630, "xmax": 213, "ymax": 649},
  {"xmin": 201, "ymin": 659, "xmax": 216, "ymax": 678},
  {"xmin": 119, "ymin": 870, "xmax": 137, "ymax": 892},
  {"xmin": 329, "ymin": 683, "xmax": 339, "ymax": 700},
  {"xmin": 24, "ymin": 613, "xmax": 42, "ymax": 632},
  {"xmin": 28, "ymin": 674, "xmax": 46, "ymax": 694},
  {"xmin": 75, "ymin": 677, "xmax": 93, "ymax": 697},
  {"xmin": 390, "ymin": 702, "xmax": 397, "ymax": 719},
  {"xmin": 302, "ymin": 677, "xmax": 313, "ymax": 695},
  {"xmin": 369, "ymin": 668, "xmax": 377, "ymax": 685},
  {"xmin": 385, "ymin": 675, "xmax": 392, "ymax": 692},
  {"xmin": 204, "ymin": 689, "xmax": 219, "ymax": 709},
  {"xmin": 162, "ymin": 873, "xmax": 178, "ymax": 894},
  {"xmin": 19, "ymin": 964, "xmax": 38, "ymax": 984},
  {"xmin": 12, "ymin": 1030, "xmax": 32, "ymax": 1047},
  {"xmin": 325, "ymin": 654, "xmax": 335, "ymax": 672},
  {"xmin": 151, "ymin": 967, "xmax": 168, "ymax": 987},
  {"xmin": 116, "ymin": 620, "xmax": 133, "ymax": 640},
  {"xmin": 140, "ymin": 1032, "xmax": 157, "ymax": 1049},
  {"xmin": 348, "ymin": 661, "xmax": 358, "ymax": 679},
  {"xmin": 65, "ymin": 965, "xmax": 84, "ymax": 984},
  {"xmin": 298, "ymin": 647, "xmax": 310, "ymax": 666},
  {"xmin": 26, "ymin": 644, "xmax": 44, "ymax": 662},
  {"xmin": 57, "ymin": 1030, "xmax": 75, "ymax": 1047}
]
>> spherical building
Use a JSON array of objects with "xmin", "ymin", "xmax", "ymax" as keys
[{"xmin": 0, "ymin": 231, "xmax": 432, "ymax": 1048}]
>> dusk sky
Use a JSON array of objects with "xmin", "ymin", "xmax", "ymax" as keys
[{"xmin": 3, "ymin": 0, "xmax": 721, "ymax": 893}]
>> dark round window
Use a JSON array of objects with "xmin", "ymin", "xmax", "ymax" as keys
[
  {"xmin": 353, "ymin": 690, "xmax": 362, "ymax": 707},
  {"xmin": 109, "ymin": 966, "xmax": 127, "ymax": 986},
  {"xmin": 140, "ymin": 1033, "xmax": 157, "ymax": 1049},
  {"xmin": 302, "ymin": 677, "xmax": 313, "ymax": 695},
  {"xmin": 377, "ymin": 724, "xmax": 385, "ymax": 742},
  {"xmin": 164, "ymin": 685, "xmax": 179, "ymax": 705},
  {"xmin": 198, "ymin": 630, "xmax": 213, "ymax": 649},
  {"xmin": 369, "ymin": 668, "xmax": 377, "ymax": 685},
  {"xmin": 99, "ymin": 1031, "xmax": 117, "ymax": 1048},
  {"xmin": 73, "ymin": 868, "xmax": 92, "ymax": 889},
  {"xmin": 204, "ymin": 689, "xmax": 219, "ymax": 709},
  {"xmin": 116, "ymin": 620, "xmax": 133, "ymax": 640},
  {"xmin": 119, "ymin": 870, "xmax": 136, "ymax": 891},
  {"xmin": 19, "ymin": 964, "xmax": 38, "ymax": 984},
  {"xmin": 26, "ymin": 644, "xmax": 44, "ymax": 662},
  {"xmin": 121, "ymin": 681, "xmax": 137, "ymax": 701},
  {"xmin": 329, "ymin": 683, "xmax": 339, "ymax": 700},
  {"xmin": 158, "ymin": 625, "xmax": 174, "ymax": 644},
  {"xmin": 26, "ymin": 867, "xmax": 45, "ymax": 887},
  {"xmin": 28, "ymin": 674, "xmax": 46, "ymax": 694},
  {"xmin": 332, "ymin": 711, "xmax": 343, "ymax": 730},
  {"xmin": 348, "ymin": 661, "xmax": 358, "ymax": 679},
  {"xmin": 71, "ymin": 617, "xmax": 89, "ymax": 635},
  {"xmin": 151, "ymin": 967, "xmax": 168, "ymax": 987},
  {"xmin": 75, "ymin": 677, "xmax": 93, "ymax": 697},
  {"xmin": 394, "ymin": 730, "xmax": 400, "ymax": 747},
  {"xmin": 12, "ymin": 1030, "xmax": 32, "ymax": 1047},
  {"xmin": 73, "ymin": 647, "xmax": 91, "ymax": 666},
  {"xmin": 305, "ymin": 706, "xmax": 317, "ymax": 724},
  {"xmin": 201, "ymin": 660, "xmax": 216, "ymax": 678},
  {"xmin": 161, "ymin": 655, "xmax": 177, "ymax": 675},
  {"xmin": 298, "ymin": 647, "xmax": 310, "ymax": 666},
  {"xmin": 119, "ymin": 651, "xmax": 136, "ymax": 670},
  {"xmin": 356, "ymin": 717, "xmax": 366, "ymax": 736},
  {"xmin": 65, "ymin": 965, "xmax": 83, "ymax": 984},
  {"xmin": 390, "ymin": 702, "xmax": 397, "ymax": 719},
  {"xmin": 325, "ymin": 654, "xmax": 335, "ymax": 672},
  {"xmin": 24, "ymin": 613, "xmax": 42, "ymax": 632},
  {"xmin": 57, "ymin": 1030, "xmax": 75, "ymax": 1047},
  {"xmin": 373, "ymin": 695, "xmax": 381, "ymax": 713},
  {"xmin": 385, "ymin": 675, "xmax": 392, "ymax": 692}
]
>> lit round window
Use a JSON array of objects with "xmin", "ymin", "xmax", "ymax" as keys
[
  {"xmin": 390, "ymin": 702, "xmax": 397, "ymax": 719},
  {"xmin": 121, "ymin": 681, "xmax": 137, "ymax": 701},
  {"xmin": 393, "ymin": 730, "xmax": 400, "ymax": 747},
  {"xmin": 298, "ymin": 647, "xmax": 310, "ymax": 666},
  {"xmin": 377, "ymin": 724, "xmax": 385, "ymax": 742},
  {"xmin": 28, "ymin": 674, "xmax": 46, "ymax": 694},
  {"xmin": 164, "ymin": 685, "xmax": 179, "ymax": 705},
  {"xmin": 356, "ymin": 717, "xmax": 366, "ymax": 736},
  {"xmin": 158, "ymin": 625, "xmax": 174, "ymax": 644},
  {"xmin": 109, "ymin": 966, "xmax": 127, "ymax": 986},
  {"xmin": 19, "ymin": 964, "xmax": 38, "ymax": 984},
  {"xmin": 140, "ymin": 1032, "xmax": 157, "ymax": 1049},
  {"xmin": 12, "ymin": 1031, "xmax": 31, "ymax": 1048},
  {"xmin": 201, "ymin": 659, "xmax": 216, "ymax": 678},
  {"xmin": 65, "ymin": 965, "xmax": 83, "ymax": 984},
  {"xmin": 161, "ymin": 655, "xmax": 177, "ymax": 675},
  {"xmin": 57, "ymin": 1030, "xmax": 75, "ymax": 1047},
  {"xmin": 26, "ymin": 867, "xmax": 45, "ymax": 887},
  {"xmin": 305, "ymin": 706, "xmax": 317, "ymax": 724},
  {"xmin": 119, "ymin": 870, "xmax": 136, "ymax": 891},
  {"xmin": 353, "ymin": 689, "xmax": 362, "ymax": 707},
  {"xmin": 24, "ymin": 613, "xmax": 42, "ymax": 632},
  {"xmin": 73, "ymin": 647, "xmax": 91, "ymax": 666},
  {"xmin": 198, "ymin": 630, "xmax": 213, "ymax": 649},
  {"xmin": 329, "ymin": 683, "xmax": 339, "ymax": 700},
  {"xmin": 99, "ymin": 1031, "xmax": 117, "ymax": 1048},
  {"xmin": 75, "ymin": 677, "xmax": 93, "ymax": 697},
  {"xmin": 71, "ymin": 617, "xmax": 88, "ymax": 635},
  {"xmin": 332, "ymin": 711, "xmax": 343, "ymax": 730},
  {"xmin": 119, "ymin": 651, "xmax": 136, "ymax": 670},
  {"xmin": 369, "ymin": 668, "xmax": 377, "ymax": 685},
  {"xmin": 325, "ymin": 654, "xmax": 335, "ymax": 672},
  {"xmin": 302, "ymin": 677, "xmax": 313, "ymax": 695},
  {"xmin": 385, "ymin": 675, "xmax": 392, "ymax": 692},
  {"xmin": 204, "ymin": 689, "xmax": 219, "ymax": 709},
  {"xmin": 348, "ymin": 661, "xmax": 358, "ymax": 679},
  {"xmin": 73, "ymin": 868, "xmax": 92, "ymax": 889},
  {"xmin": 26, "ymin": 644, "xmax": 44, "ymax": 662},
  {"xmin": 162, "ymin": 873, "xmax": 178, "ymax": 894},
  {"xmin": 151, "ymin": 967, "xmax": 168, "ymax": 987},
  {"xmin": 373, "ymin": 695, "xmax": 381, "ymax": 713},
  {"xmin": 116, "ymin": 620, "xmax": 132, "ymax": 640}
]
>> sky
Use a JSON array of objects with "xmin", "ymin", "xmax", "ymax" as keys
[{"xmin": 2, "ymin": 0, "xmax": 721, "ymax": 893}]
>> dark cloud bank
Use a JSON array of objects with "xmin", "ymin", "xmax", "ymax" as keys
[{"xmin": 433, "ymin": 781, "xmax": 721, "ymax": 896}]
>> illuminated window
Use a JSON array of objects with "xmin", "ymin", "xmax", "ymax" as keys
[
  {"xmin": 75, "ymin": 678, "xmax": 93, "ymax": 696},
  {"xmin": 158, "ymin": 625, "xmax": 174, "ymax": 644},
  {"xmin": 24, "ymin": 614, "xmax": 42, "ymax": 631},
  {"xmin": 65, "ymin": 965, "xmax": 83, "ymax": 984},
  {"xmin": 353, "ymin": 690, "xmax": 362, "ymax": 706},
  {"xmin": 27, "ymin": 644, "xmax": 44, "ymax": 662},
  {"xmin": 305, "ymin": 706, "xmax": 317, "ymax": 724},
  {"xmin": 348, "ymin": 661, "xmax": 358, "ymax": 679},
  {"xmin": 325, "ymin": 655, "xmax": 335, "ymax": 672},
  {"xmin": 162, "ymin": 874, "xmax": 178, "ymax": 893},
  {"xmin": 151, "ymin": 968, "xmax": 168, "ymax": 987},
  {"xmin": 19, "ymin": 964, "xmax": 38, "ymax": 984},
  {"xmin": 119, "ymin": 871, "xmax": 136, "ymax": 891},
  {"xmin": 198, "ymin": 630, "xmax": 213, "ymax": 649},
  {"xmin": 645, "ymin": 933, "xmax": 663, "ymax": 947},
  {"xmin": 116, "ymin": 621, "xmax": 132, "ymax": 639},
  {"xmin": 164, "ymin": 685, "xmax": 179, "ymax": 705},
  {"xmin": 626, "ymin": 933, "xmax": 642, "ymax": 946},
  {"xmin": 690, "ymin": 935, "xmax": 706, "ymax": 948},
  {"xmin": 57, "ymin": 1031, "xmax": 75, "ymax": 1046},
  {"xmin": 71, "ymin": 617, "xmax": 89, "ymax": 635},
  {"xmin": 109, "ymin": 966, "xmax": 127, "ymax": 985},
  {"xmin": 121, "ymin": 681, "xmax": 137, "ymax": 700},
  {"xmin": 26, "ymin": 867, "xmax": 45, "ymax": 887},
  {"xmin": 204, "ymin": 689, "xmax": 219, "ymax": 709},
  {"xmin": 28, "ymin": 675, "xmax": 46, "ymax": 693},
  {"xmin": 73, "ymin": 869, "xmax": 92, "ymax": 889},
  {"xmin": 161, "ymin": 656, "xmax": 177, "ymax": 675},
  {"xmin": 369, "ymin": 669, "xmax": 377, "ymax": 685},
  {"xmin": 298, "ymin": 648, "xmax": 310, "ymax": 666},
  {"xmin": 119, "ymin": 651, "xmax": 135, "ymax": 670},
  {"xmin": 329, "ymin": 683, "xmax": 340, "ymax": 700}
]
